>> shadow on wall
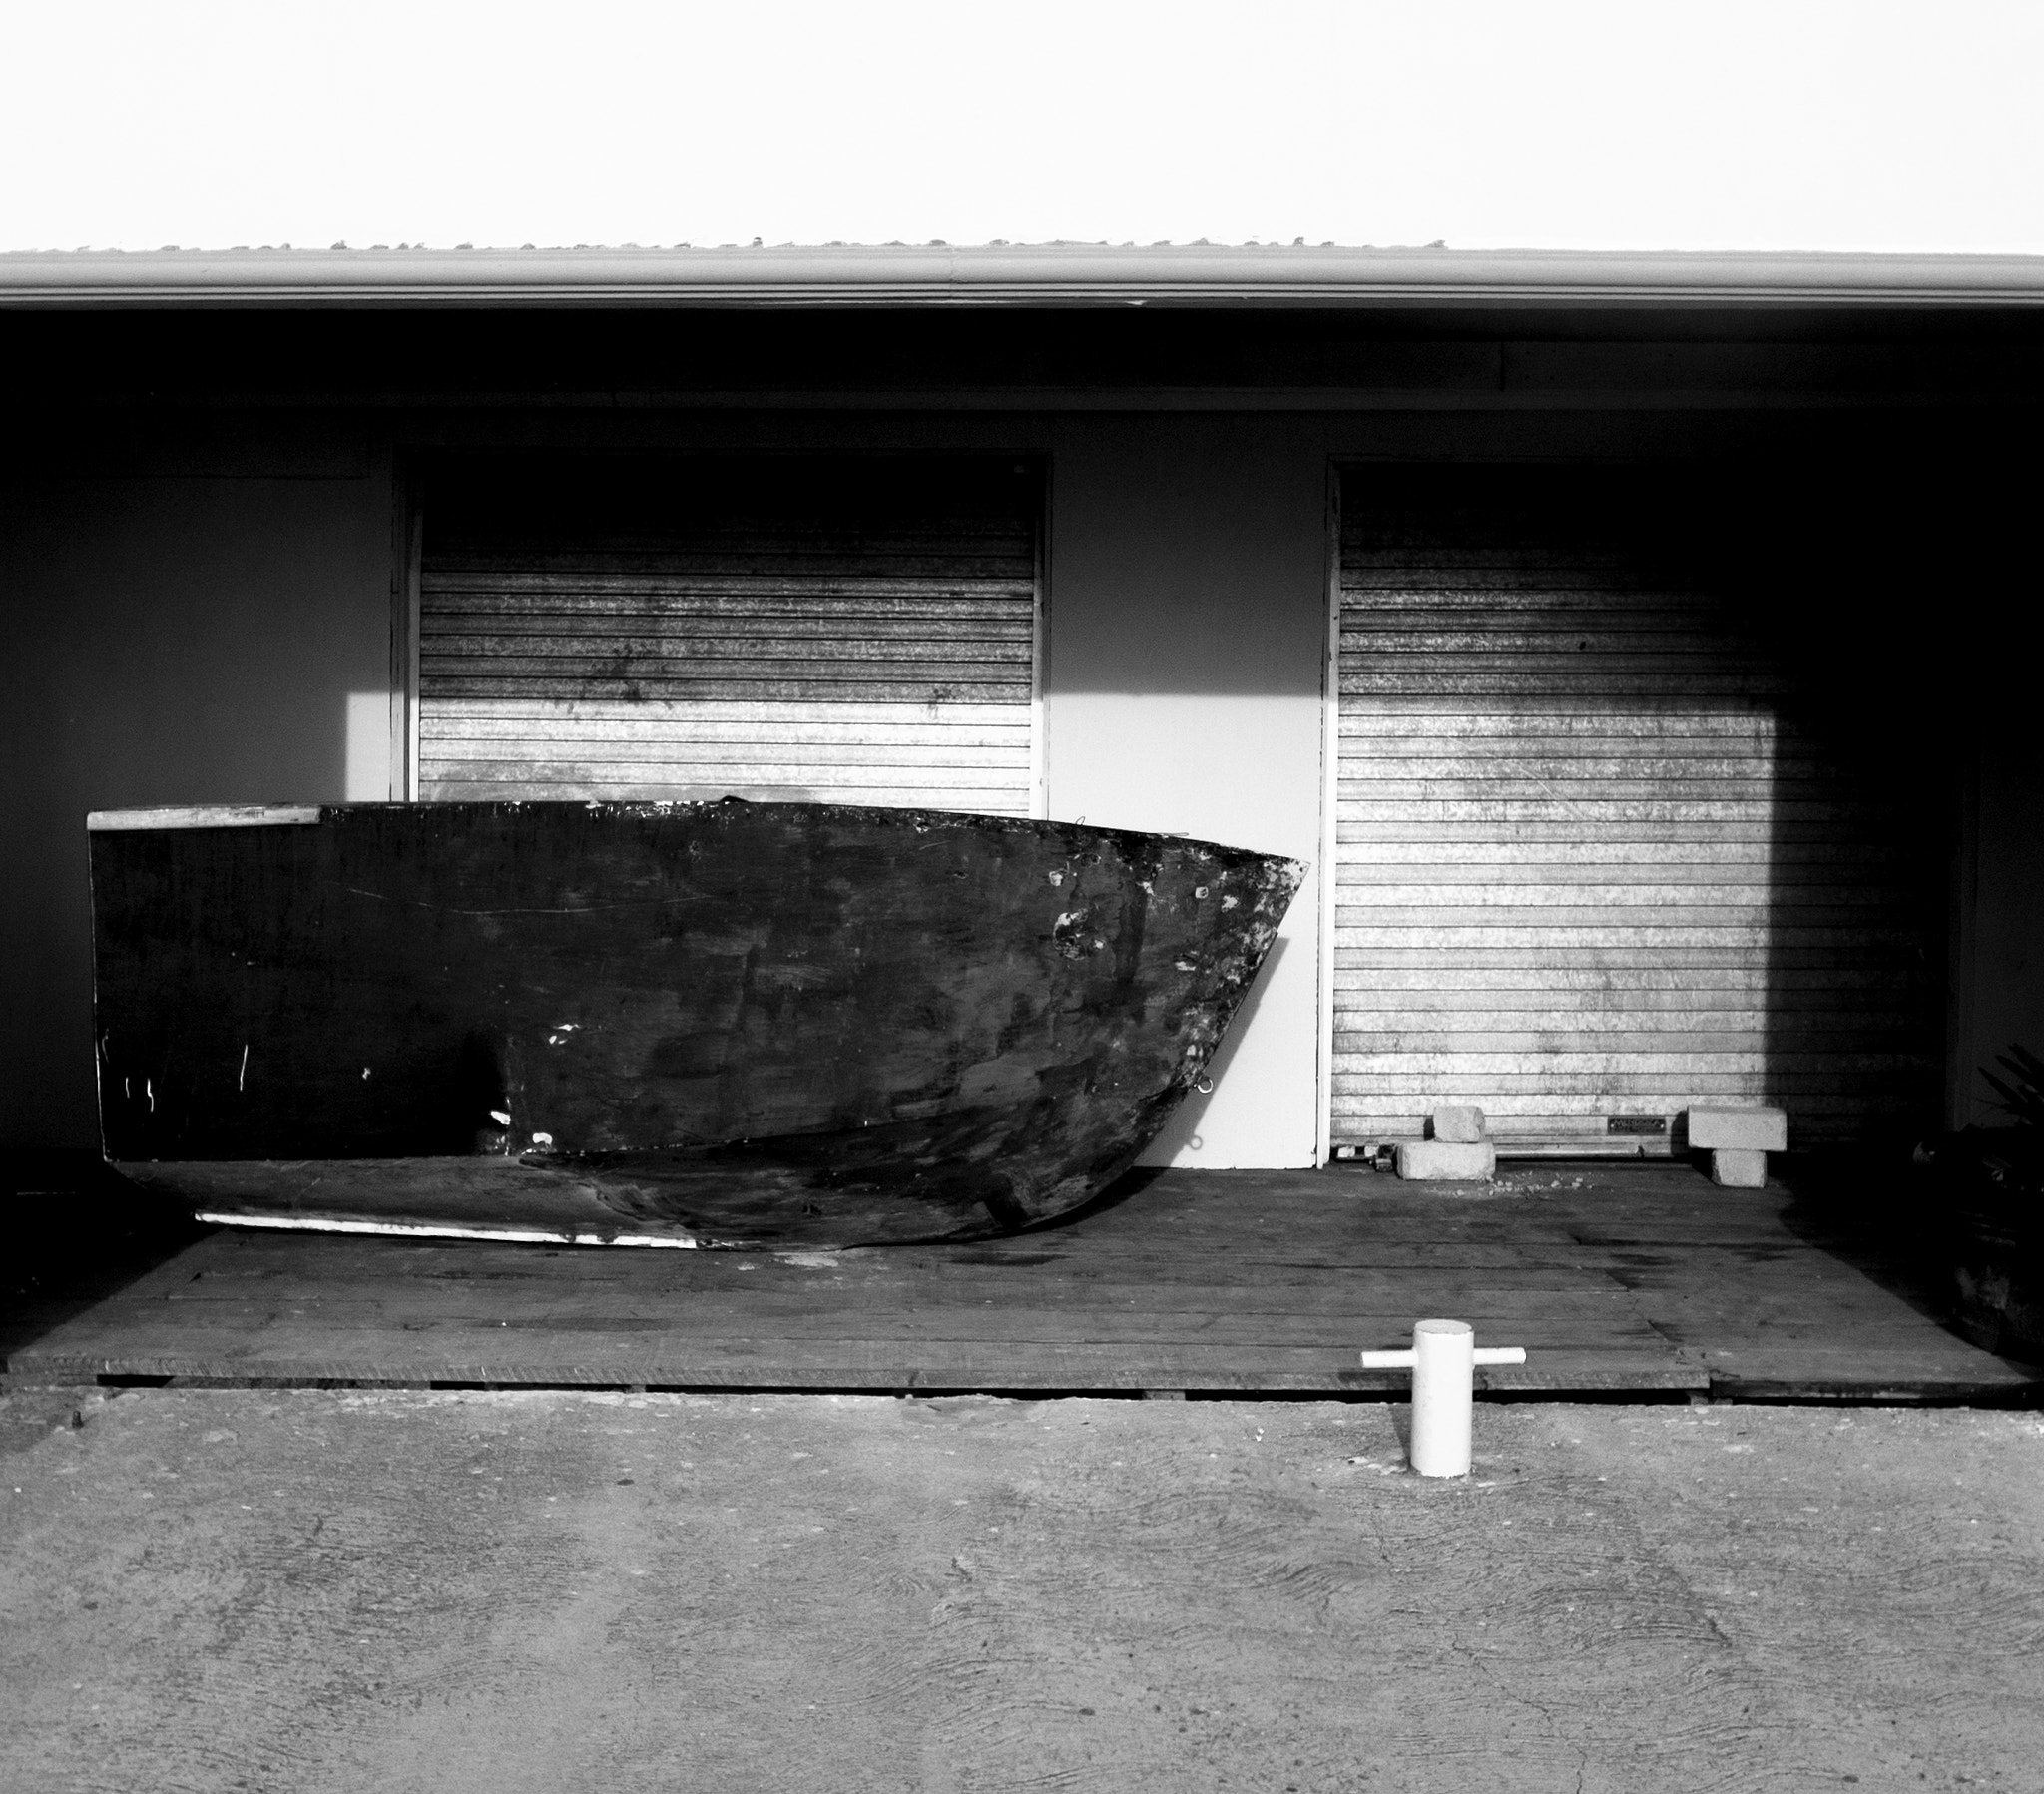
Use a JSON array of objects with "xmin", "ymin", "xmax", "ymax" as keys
[
  {"xmin": 0, "ymin": 475, "xmax": 390, "ymax": 1152},
  {"xmin": 1329, "ymin": 460, "xmax": 1950, "ymax": 1156},
  {"xmin": 1146, "ymin": 937, "xmax": 1289, "ymax": 1162},
  {"xmin": 1044, "ymin": 419, "xmax": 1329, "ymax": 700},
  {"xmin": 1734, "ymin": 462, "xmax": 1953, "ymax": 1153}
]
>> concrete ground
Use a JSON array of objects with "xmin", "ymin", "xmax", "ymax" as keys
[{"xmin": 2, "ymin": 1387, "xmax": 2040, "ymax": 1793}]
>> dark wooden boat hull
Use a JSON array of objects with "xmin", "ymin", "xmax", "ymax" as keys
[{"xmin": 91, "ymin": 800, "xmax": 1301, "ymax": 1246}]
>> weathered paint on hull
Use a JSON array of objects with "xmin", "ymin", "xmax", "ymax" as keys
[{"xmin": 92, "ymin": 800, "xmax": 1301, "ymax": 1247}]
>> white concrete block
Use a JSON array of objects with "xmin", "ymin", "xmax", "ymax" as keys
[
  {"xmin": 1427, "ymin": 1105, "xmax": 1487, "ymax": 1143},
  {"xmin": 1687, "ymin": 1106, "xmax": 1788, "ymax": 1151},
  {"xmin": 1394, "ymin": 1139, "xmax": 1496, "ymax": 1181},
  {"xmin": 1711, "ymin": 1148, "xmax": 1769, "ymax": 1188}
]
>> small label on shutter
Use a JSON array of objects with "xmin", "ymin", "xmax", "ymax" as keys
[{"xmin": 1607, "ymin": 1114, "xmax": 1669, "ymax": 1135}]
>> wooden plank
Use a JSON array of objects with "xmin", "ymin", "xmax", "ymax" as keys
[
  {"xmin": 7, "ymin": 1165, "xmax": 2030, "ymax": 1399},
  {"xmin": 421, "ymin": 677, "xmax": 1027, "ymax": 702},
  {"xmin": 424, "ymin": 617, "xmax": 1034, "ymax": 646},
  {"xmin": 1330, "ymin": 1069, "xmax": 1921, "ymax": 1092},
  {"xmin": 1337, "ymin": 1039, "xmax": 1918, "ymax": 1065},
  {"xmin": 422, "ymin": 759, "xmax": 1026, "ymax": 788},
  {"xmin": 88, "ymin": 805, "xmax": 322, "ymax": 832},
  {"xmin": 1337, "ymin": 845, "xmax": 1898, "ymax": 871},
  {"xmin": 420, "ymin": 582, "xmax": 1037, "ymax": 608},
  {"xmin": 423, "ymin": 720, "xmax": 1033, "ymax": 747},
  {"xmin": 1333, "ymin": 804, "xmax": 1878, "ymax": 827},
  {"xmin": 422, "ymin": 697, "xmax": 1030, "ymax": 722},
  {"xmin": 140, "ymin": 1277, "xmax": 1649, "ymax": 1326},
  {"xmin": 423, "ymin": 737, "xmax": 1031, "ymax": 762},
  {"xmin": 1333, "ymin": 1001, "xmax": 1925, "ymax": 1028},
  {"xmin": 418, "ymin": 781, "xmax": 1031, "ymax": 814},
  {"xmin": 428, "ymin": 554, "xmax": 1039, "ymax": 581},
  {"xmin": 423, "ymin": 637, "xmax": 1033, "ymax": 669},
  {"xmin": 1337, "ymin": 700, "xmax": 1792, "ymax": 721},
  {"xmin": 1343, "ymin": 738, "xmax": 1839, "ymax": 763},
  {"xmin": 1331, "ymin": 826, "xmax": 1853, "ymax": 847},
  {"xmin": 1333, "ymin": 933, "xmax": 1908, "ymax": 958},
  {"xmin": 1336, "ymin": 965, "xmax": 1923, "ymax": 989}
]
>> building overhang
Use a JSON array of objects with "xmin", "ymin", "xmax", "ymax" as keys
[{"xmin": 7, "ymin": 243, "xmax": 2044, "ymax": 310}]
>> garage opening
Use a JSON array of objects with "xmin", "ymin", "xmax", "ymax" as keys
[
  {"xmin": 1332, "ymin": 463, "xmax": 1943, "ymax": 1156},
  {"xmin": 410, "ymin": 454, "xmax": 1043, "ymax": 815}
]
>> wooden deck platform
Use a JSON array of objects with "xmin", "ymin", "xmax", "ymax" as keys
[{"xmin": 4, "ymin": 1164, "xmax": 2037, "ymax": 1400}]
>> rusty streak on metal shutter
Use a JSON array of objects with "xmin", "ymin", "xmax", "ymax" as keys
[
  {"xmin": 1333, "ymin": 465, "xmax": 1940, "ymax": 1154},
  {"xmin": 417, "ymin": 455, "xmax": 1040, "ymax": 815}
]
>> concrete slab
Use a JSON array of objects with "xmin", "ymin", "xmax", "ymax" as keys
[
  {"xmin": 2, "ymin": 1385, "xmax": 2040, "ymax": 1792},
  {"xmin": 1689, "ymin": 1107, "xmax": 1788, "ymax": 1151},
  {"xmin": 1427, "ymin": 1105, "xmax": 1487, "ymax": 1143},
  {"xmin": 1712, "ymin": 1147, "xmax": 1770, "ymax": 1187},
  {"xmin": 1395, "ymin": 1139, "xmax": 1497, "ymax": 1180}
]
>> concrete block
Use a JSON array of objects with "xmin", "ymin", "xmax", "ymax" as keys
[
  {"xmin": 1394, "ymin": 1139, "xmax": 1496, "ymax": 1182},
  {"xmin": 1687, "ymin": 1106, "xmax": 1787, "ymax": 1151},
  {"xmin": 1711, "ymin": 1148, "xmax": 1769, "ymax": 1188},
  {"xmin": 1427, "ymin": 1105, "xmax": 1487, "ymax": 1143}
]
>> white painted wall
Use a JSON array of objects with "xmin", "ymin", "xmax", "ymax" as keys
[{"xmin": 1042, "ymin": 417, "xmax": 1329, "ymax": 1168}]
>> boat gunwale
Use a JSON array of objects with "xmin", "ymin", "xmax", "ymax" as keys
[{"xmin": 83, "ymin": 799, "xmax": 1310, "ymax": 884}]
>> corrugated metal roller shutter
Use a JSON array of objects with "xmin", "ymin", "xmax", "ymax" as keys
[
  {"xmin": 417, "ymin": 455, "xmax": 1040, "ymax": 814},
  {"xmin": 1334, "ymin": 465, "xmax": 1940, "ymax": 1154}
]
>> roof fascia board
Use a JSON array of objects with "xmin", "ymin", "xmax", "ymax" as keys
[{"xmin": 6, "ymin": 245, "xmax": 2044, "ymax": 309}]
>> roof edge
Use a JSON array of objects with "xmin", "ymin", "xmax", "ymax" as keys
[{"xmin": 6, "ymin": 243, "xmax": 2044, "ymax": 309}]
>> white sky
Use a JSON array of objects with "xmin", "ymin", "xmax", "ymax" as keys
[{"xmin": 4, "ymin": 0, "xmax": 2042, "ymax": 255}]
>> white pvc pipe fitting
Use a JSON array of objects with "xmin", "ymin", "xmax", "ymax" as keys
[{"xmin": 1360, "ymin": 1318, "xmax": 1528, "ymax": 1477}]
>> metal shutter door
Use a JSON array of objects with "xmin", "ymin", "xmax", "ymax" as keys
[
  {"xmin": 1334, "ymin": 465, "xmax": 1939, "ymax": 1154},
  {"xmin": 417, "ymin": 456, "xmax": 1039, "ymax": 815}
]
